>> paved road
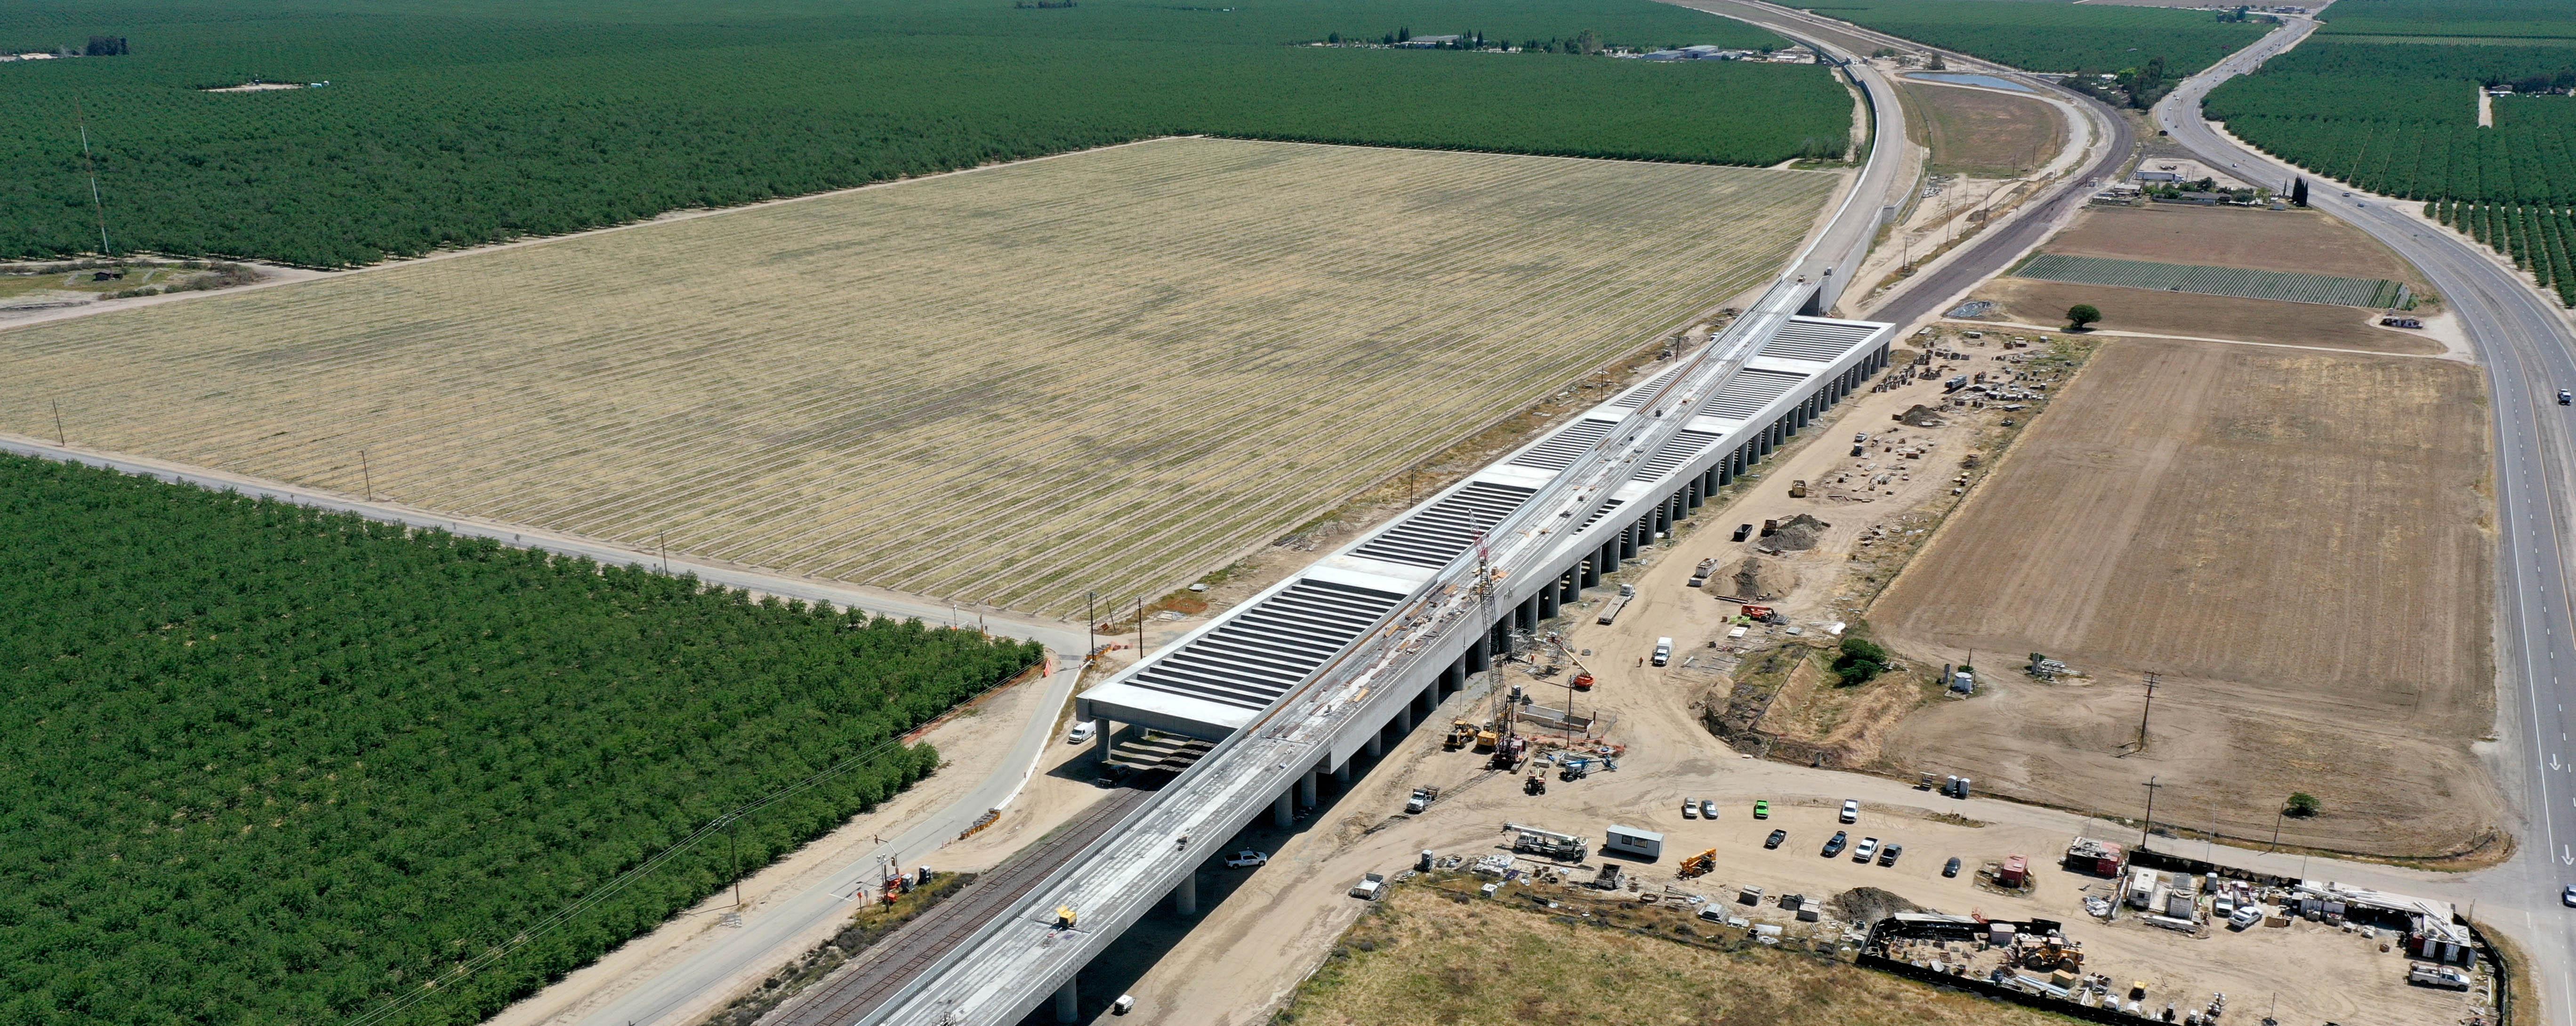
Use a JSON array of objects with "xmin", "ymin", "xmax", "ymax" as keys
[
  {"xmin": 0, "ymin": 430, "xmax": 1097, "ymax": 1026},
  {"xmin": 1684, "ymin": 0, "xmax": 2132, "ymax": 329},
  {"xmin": 2151, "ymin": 16, "xmax": 2576, "ymax": 1023}
]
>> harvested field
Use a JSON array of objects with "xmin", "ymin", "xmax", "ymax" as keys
[
  {"xmin": 1899, "ymin": 81, "xmax": 2065, "ymax": 178},
  {"xmin": 2043, "ymin": 205, "xmax": 2426, "ymax": 287},
  {"xmin": 1972, "ymin": 277, "xmax": 2445, "ymax": 354},
  {"xmin": 1277, "ymin": 881, "xmax": 2078, "ymax": 1026},
  {"xmin": 1871, "ymin": 336, "xmax": 2498, "ymax": 857},
  {"xmin": 0, "ymin": 137, "xmax": 1835, "ymax": 617}
]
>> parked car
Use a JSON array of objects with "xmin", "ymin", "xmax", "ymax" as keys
[
  {"xmin": 1111, "ymin": 995, "xmax": 1136, "ymax": 1015},
  {"xmin": 1943, "ymin": 856, "xmax": 1963, "ymax": 878},
  {"xmin": 1765, "ymin": 829, "xmax": 1787, "ymax": 849},
  {"xmin": 1854, "ymin": 432, "xmax": 1869, "ymax": 443},
  {"xmin": 1682, "ymin": 798, "xmax": 1699, "ymax": 819},
  {"xmin": 1840, "ymin": 799, "xmax": 1860, "ymax": 824},
  {"xmin": 2562, "ymin": 884, "xmax": 2576, "ymax": 907},
  {"xmin": 2229, "ymin": 905, "xmax": 2264, "ymax": 929},
  {"xmin": 1066, "ymin": 721, "xmax": 1096, "ymax": 744},
  {"xmin": 1877, "ymin": 843, "xmax": 1903, "ymax": 867},
  {"xmin": 1752, "ymin": 800, "xmax": 1770, "ymax": 819},
  {"xmin": 1699, "ymin": 799, "xmax": 1719, "ymax": 820},
  {"xmin": 2560, "ymin": 389, "xmax": 2572, "ymax": 406},
  {"xmin": 1224, "ymin": 850, "xmax": 1269, "ymax": 868},
  {"xmin": 1852, "ymin": 837, "xmax": 1880, "ymax": 863},
  {"xmin": 1821, "ymin": 831, "xmax": 1848, "ymax": 857}
]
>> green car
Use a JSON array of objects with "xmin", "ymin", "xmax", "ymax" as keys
[{"xmin": 1753, "ymin": 800, "xmax": 1770, "ymax": 819}]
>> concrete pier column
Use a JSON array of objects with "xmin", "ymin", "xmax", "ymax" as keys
[
  {"xmin": 1704, "ymin": 466, "xmax": 1721, "ymax": 495},
  {"xmin": 1365, "ymin": 732, "xmax": 1384, "ymax": 759},
  {"xmin": 1055, "ymin": 979, "xmax": 1079, "ymax": 1024},
  {"xmin": 1581, "ymin": 556, "xmax": 1600, "ymax": 589},
  {"xmin": 1686, "ymin": 477, "xmax": 1703, "ymax": 510},
  {"xmin": 1273, "ymin": 790, "xmax": 1295, "ymax": 828},
  {"xmin": 1561, "ymin": 569, "xmax": 1578, "ymax": 601},
  {"xmin": 1299, "ymin": 768, "xmax": 1319, "ymax": 808},
  {"xmin": 1093, "ymin": 719, "xmax": 1113, "ymax": 767},
  {"xmin": 1538, "ymin": 587, "xmax": 1558, "ymax": 622},
  {"xmin": 1667, "ymin": 493, "xmax": 1684, "ymax": 525},
  {"xmin": 1333, "ymin": 759, "xmax": 1352, "ymax": 789},
  {"xmin": 1175, "ymin": 870, "xmax": 1199, "ymax": 916},
  {"xmin": 1468, "ymin": 638, "xmax": 1492, "ymax": 672},
  {"xmin": 1521, "ymin": 594, "xmax": 1541, "ymax": 630},
  {"xmin": 1601, "ymin": 539, "xmax": 1620, "ymax": 573},
  {"xmin": 1395, "ymin": 706, "xmax": 1414, "ymax": 734},
  {"xmin": 1619, "ymin": 521, "xmax": 1639, "ymax": 559},
  {"xmin": 1443, "ymin": 657, "xmax": 1467, "ymax": 696}
]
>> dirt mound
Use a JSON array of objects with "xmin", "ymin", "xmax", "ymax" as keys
[
  {"xmin": 1826, "ymin": 887, "xmax": 1924, "ymax": 925},
  {"xmin": 1730, "ymin": 557, "xmax": 1795, "ymax": 599},
  {"xmin": 1896, "ymin": 404, "xmax": 1946, "ymax": 428},
  {"xmin": 1757, "ymin": 514, "xmax": 1830, "ymax": 553}
]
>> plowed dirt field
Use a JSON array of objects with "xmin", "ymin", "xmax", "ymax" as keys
[{"xmin": 1871, "ymin": 336, "xmax": 2499, "ymax": 857}]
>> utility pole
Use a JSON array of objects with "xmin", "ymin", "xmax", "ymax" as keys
[
  {"xmin": 2139, "ymin": 775, "xmax": 2162, "ymax": 848},
  {"xmin": 1135, "ymin": 597, "xmax": 1144, "ymax": 655},
  {"xmin": 1086, "ymin": 590, "xmax": 1097, "ymax": 663},
  {"xmin": 2130, "ymin": 672, "xmax": 2159, "ymax": 754},
  {"xmin": 51, "ymin": 400, "xmax": 64, "ymax": 444},
  {"xmin": 659, "ymin": 531, "xmax": 668, "ymax": 573},
  {"xmin": 2269, "ymin": 807, "xmax": 2284, "ymax": 853},
  {"xmin": 729, "ymin": 816, "xmax": 742, "ymax": 908},
  {"xmin": 359, "ymin": 450, "xmax": 371, "ymax": 501}
]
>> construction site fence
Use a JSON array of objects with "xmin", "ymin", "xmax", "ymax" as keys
[
  {"xmin": 2462, "ymin": 919, "xmax": 2515, "ymax": 1026},
  {"xmin": 2124, "ymin": 846, "xmax": 2304, "ymax": 889},
  {"xmin": 1859, "ymin": 918, "xmax": 2134, "ymax": 1026}
]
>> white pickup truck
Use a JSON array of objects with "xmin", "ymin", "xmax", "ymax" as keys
[{"xmin": 1651, "ymin": 637, "xmax": 1673, "ymax": 666}]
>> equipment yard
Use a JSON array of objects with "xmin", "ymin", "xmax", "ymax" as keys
[
  {"xmin": 1872, "ymin": 335, "xmax": 2499, "ymax": 859},
  {"xmin": 0, "ymin": 137, "xmax": 1835, "ymax": 618}
]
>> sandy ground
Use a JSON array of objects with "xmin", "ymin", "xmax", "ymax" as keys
[
  {"xmin": 1902, "ymin": 79, "xmax": 2067, "ymax": 179},
  {"xmin": 1871, "ymin": 336, "xmax": 2500, "ymax": 858},
  {"xmin": 0, "ymin": 138, "xmax": 1833, "ymax": 621},
  {"xmin": 1972, "ymin": 277, "xmax": 2447, "ymax": 355},
  {"xmin": 487, "ymin": 667, "xmax": 1082, "ymax": 1026}
]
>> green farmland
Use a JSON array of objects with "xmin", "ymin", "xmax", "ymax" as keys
[
  {"xmin": 2014, "ymin": 254, "xmax": 2412, "ymax": 308},
  {"xmin": 0, "ymin": 453, "xmax": 1043, "ymax": 1026},
  {"xmin": 1784, "ymin": 0, "xmax": 2266, "ymax": 76},
  {"xmin": 2203, "ymin": 0, "xmax": 2576, "ymax": 304},
  {"xmin": 0, "ymin": 0, "xmax": 1848, "ymax": 267}
]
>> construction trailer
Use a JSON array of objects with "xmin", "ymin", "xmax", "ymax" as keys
[{"xmin": 1603, "ymin": 824, "xmax": 1665, "ymax": 860}]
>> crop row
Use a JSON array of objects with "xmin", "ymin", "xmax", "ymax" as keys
[
  {"xmin": 0, "ymin": 452, "xmax": 1043, "ymax": 1026},
  {"xmin": 1785, "ymin": 0, "xmax": 2266, "ymax": 74},
  {"xmin": 2432, "ymin": 200, "xmax": 2576, "ymax": 307},
  {"xmin": 2015, "ymin": 254, "xmax": 2406, "ymax": 308},
  {"xmin": 0, "ymin": 0, "xmax": 1840, "ymax": 267}
]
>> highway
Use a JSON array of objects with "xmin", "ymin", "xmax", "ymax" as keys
[{"xmin": 2151, "ymin": 15, "xmax": 2576, "ymax": 1023}]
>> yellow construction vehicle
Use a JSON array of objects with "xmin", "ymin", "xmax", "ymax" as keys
[
  {"xmin": 1055, "ymin": 905, "xmax": 1078, "ymax": 929},
  {"xmin": 1446, "ymin": 719, "xmax": 1478, "ymax": 751},
  {"xmin": 1474, "ymin": 724, "xmax": 1499, "ymax": 753},
  {"xmin": 2020, "ymin": 937, "xmax": 2083, "ymax": 973},
  {"xmin": 1676, "ymin": 848, "xmax": 1718, "ymax": 879}
]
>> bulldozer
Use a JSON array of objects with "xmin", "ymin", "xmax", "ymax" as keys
[
  {"xmin": 2019, "ymin": 937, "xmax": 2084, "ymax": 973},
  {"xmin": 1446, "ymin": 719, "xmax": 1479, "ymax": 751},
  {"xmin": 1676, "ymin": 848, "xmax": 1718, "ymax": 880}
]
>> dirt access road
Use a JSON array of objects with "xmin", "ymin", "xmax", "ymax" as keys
[{"xmin": 1872, "ymin": 335, "xmax": 2498, "ymax": 859}]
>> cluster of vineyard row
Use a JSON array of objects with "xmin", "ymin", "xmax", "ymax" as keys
[
  {"xmin": 1784, "ymin": 0, "xmax": 2266, "ymax": 75},
  {"xmin": 2431, "ymin": 199, "xmax": 2576, "ymax": 307},
  {"xmin": 0, "ymin": 0, "xmax": 1839, "ymax": 267},
  {"xmin": 0, "ymin": 453, "xmax": 1044, "ymax": 1026}
]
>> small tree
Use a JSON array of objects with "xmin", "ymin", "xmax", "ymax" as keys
[
  {"xmin": 2067, "ymin": 304, "xmax": 2101, "ymax": 330},
  {"xmin": 1831, "ymin": 637, "xmax": 1889, "ymax": 686},
  {"xmin": 1927, "ymin": 52, "xmax": 1946, "ymax": 71},
  {"xmin": 1328, "ymin": 32, "xmax": 1340, "ymax": 44},
  {"xmin": 2285, "ymin": 792, "xmax": 2322, "ymax": 818},
  {"xmin": 2291, "ymin": 178, "xmax": 2309, "ymax": 207}
]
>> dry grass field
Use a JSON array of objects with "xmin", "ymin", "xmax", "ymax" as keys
[
  {"xmin": 0, "ymin": 137, "xmax": 1835, "ymax": 618},
  {"xmin": 1870, "ymin": 336, "xmax": 2498, "ymax": 857},
  {"xmin": 2047, "ymin": 205, "xmax": 2425, "ymax": 286},
  {"xmin": 1899, "ymin": 81, "xmax": 2065, "ymax": 178},
  {"xmin": 1976, "ymin": 277, "xmax": 2444, "ymax": 353},
  {"xmin": 1277, "ymin": 882, "xmax": 2078, "ymax": 1026}
]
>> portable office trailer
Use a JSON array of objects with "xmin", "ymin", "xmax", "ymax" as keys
[{"xmin": 1603, "ymin": 824, "xmax": 1665, "ymax": 859}]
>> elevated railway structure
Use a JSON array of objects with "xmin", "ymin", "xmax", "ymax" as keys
[
  {"xmin": 840, "ymin": 27, "xmax": 1908, "ymax": 1026},
  {"xmin": 850, "ymin": 283, "xmax": 1892, "ymax": 1026}
]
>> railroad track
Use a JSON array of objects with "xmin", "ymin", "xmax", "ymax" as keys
[{"xmin": 763, "ymin": 789, "xmax": 1152, "ymax": 1026}]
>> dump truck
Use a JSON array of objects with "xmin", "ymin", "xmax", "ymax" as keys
[
  {"xmin": 1405, "ymin": 786, "xmax": 1441, "ymax": 814},
  {"xmin": 1596, "ymin": 583, "xmax": 1635, "ymax": 625},
  {"xmin": 1788, "ymin": 480, "xmax": 1808, "ymax": 498},
  {"xmin": 1687, "ymin": 558, "xmax": 1719, "ymax": 589},
  {"xmin": 1349, "ymin": 873, "xmax": 1386, "ymax": 901}
]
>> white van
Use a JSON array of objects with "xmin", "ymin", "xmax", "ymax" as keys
[
  {"xmin": 1066, "ymin": 721, "xmax": 1096, "ymax": 744},
  {"xmin": 1651, "ymin": 638, "xmax": 1673, "ymax": 666}
]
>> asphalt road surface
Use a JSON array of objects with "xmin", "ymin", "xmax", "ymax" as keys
[{"xmin": 2150, "ymin": 16, "xmax": 2576, "ymax": 1023}]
